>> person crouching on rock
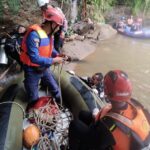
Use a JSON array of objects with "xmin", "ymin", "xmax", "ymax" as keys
[
  {"xmin": 68, "ymin": 70, "xmax": 150, "ymax": 150},
  {"xmin": 20, "ymin": 7, "xmax": 68, "ymax": 104}
]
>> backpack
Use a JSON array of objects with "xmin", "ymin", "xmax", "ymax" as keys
[
  {"xmin": 4, "ymin": 33, "xmax": 22, "ymax": 65},
  {"xmin": 4, "ymin": 34, "xmax": 20, "ymax": 53}
]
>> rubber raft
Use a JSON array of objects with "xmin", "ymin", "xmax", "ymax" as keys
[
  {"xmin": 0, "ymin": 69, "xmax": 104, "ymax": 150},
  {"xmin": 117, "ymin": 28, "xmax": 150, "ymax": 39}
]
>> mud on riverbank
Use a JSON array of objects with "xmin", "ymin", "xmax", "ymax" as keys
[{"xmin": 63, "ymin": 23, "xmax": 117, "ymax": 70}]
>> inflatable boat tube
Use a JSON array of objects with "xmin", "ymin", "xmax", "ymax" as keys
[
  {"xmin": 118, "ymin": 28, "xmax": 150, "ymax": 39},
  {"xmin": 0, "ymin": 68, "xmax": 104, "ymax": 150}
]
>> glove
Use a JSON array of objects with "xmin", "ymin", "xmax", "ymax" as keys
[
  {"xmin": 58, "ymin": 54, "xmax": 72, "ymax": 62},
  {"xmin": 53, "ymin": 57, "xmax": 64, "ymax": 64},
  {"xmin": 92, "ymin": 88, "xmax": 98, "ymax": 95},
  {"xmin": 58, "ymin": 53, "xmax": 66, "ymax": 57},
  {"xmin": 65, "ymin": 56, "xmax": 72, "ymax": 62}
]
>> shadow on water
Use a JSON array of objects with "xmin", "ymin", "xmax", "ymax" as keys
[{"xmin": 75, "ymin": 34, "xmax": 150, "ymax": 109}]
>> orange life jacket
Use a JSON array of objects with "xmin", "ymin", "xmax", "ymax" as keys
[
  {"xmin": 95, "ymin": 104, "xmax": 112, "ymax": 121},
  {"xmin": 20, "ymin": 24, "xmax": 53, "ymax": 67},
  {"xmin": 96, "ymin": 102, "xmax": 150, "ymax": 150}
]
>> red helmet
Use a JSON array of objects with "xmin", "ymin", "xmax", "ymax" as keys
[
  {"xmin": 43, "ymin": 7, "xmax": 63, "ymax": 26},
  {"xmin": 104, "ymin": 70, "xmax": 132, "ymax": 102}
]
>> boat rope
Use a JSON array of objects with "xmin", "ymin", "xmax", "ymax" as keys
[
  {"xmin": 57, "ymin": 63, "xmax": 64, "ymax": 107},
  {"xmin": 52, "ymin": 60, "xmax": 65, "ymax": 107},
  {"xmin": 51, "ymin": 64, "xmax": 56, "ymax": 72},
  {"xmin": 27, "ymin": 97, "xmax": 72, "ymax": 150},
  {"xmin": 31, "ymin": 135, "xmax": 52, "ymax": 150},
  {"xmin": 51, "ymin": 57, "xmax": 76, "ymax": 107},
  {"xmin": 0, "ymin": 101, "xmax": 26, "ymax": 118}
]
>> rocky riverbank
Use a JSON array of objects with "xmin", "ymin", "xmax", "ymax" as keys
[{"xmin": 63, "ymin": 23, "xmax": 117, "ymax": 70}]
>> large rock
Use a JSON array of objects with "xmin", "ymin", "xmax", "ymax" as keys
[
  {"xmin": 72, "ymin": 20, "xmax": 94, "ymax": 35},
  {"xmin": 85, "ymin": 23, "xmax": 117, "ymax": 41}
]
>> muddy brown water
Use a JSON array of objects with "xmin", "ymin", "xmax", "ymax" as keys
[{"xmin": 75, "ymin": 34, "xmax": 150, "ymax": 110}]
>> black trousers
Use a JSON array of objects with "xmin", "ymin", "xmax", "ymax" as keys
[
  {"xmin": 69, "ymin": 111, "xmax": 115, "ymax": 150},
  {"xmin": 54, "ymin": 29, "xmax": 64, "ymax": 53}
]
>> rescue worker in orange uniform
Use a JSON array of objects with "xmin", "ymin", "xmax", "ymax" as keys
[
  {"xmin": 20, "ymin": 7, "xmax": 67, "ymax": 104},
  {"xmin": 68, "ymin": 70, "xmax": 150, "ymax": 150},
  {"xmin": 37, "ymin": 0, "xmax": 68, "ymax": 52}
]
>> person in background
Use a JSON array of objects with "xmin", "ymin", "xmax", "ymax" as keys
[
  {"xmin": 136, "ymin": 17, "xmax": 143, "ymax": 30},
  {"xmin": 4, "ymin": 25, "xmax": 26, "ymax": 66},
  {"xmin": 69, "ymin": 70, "xmax": 150, "ymax": 150},
  {"xmin": 116, "ymin": 16, "xmax": 126, "ymax": 30},
  {"xmin": 16, "ymin": 25, "xmax": 27, "ymax": 44},
  {"xmin": 37, "ymin": 0, "xmax": 68, "ymax": 53},
  {"xmin": 54, "ymin": 7, "xmax": 68, "ymax": 53},
  {"xmin": 130, "ymin": 17, "xmax": 143, "ymax": 32},
  {"xmin": 80, "ymin": 72, "xmax": 104, "ymax": 99},
  {"xmin": 20, "ymin": 7, "xmax": 67, "ymax": 104},
  {"xmin": 127, "ymin": 15, "xmax": 134, "ymax": 27}
]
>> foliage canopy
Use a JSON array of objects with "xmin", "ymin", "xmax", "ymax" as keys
[{"xmin": 0, "ymin": 0, "xmax": 149, "ymax": 21}]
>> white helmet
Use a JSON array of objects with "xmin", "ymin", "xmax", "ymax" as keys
[{"xmin": 37, "ymin": 0, "xmax": 49, "ymax": 7}]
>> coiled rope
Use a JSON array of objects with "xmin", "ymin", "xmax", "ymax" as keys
[
  {"xmin": 0, "ymin": 101, "xmax": 26, "ymax": 118},
  {"xmin": 27, "ymin": 97, "xmax": 72, "ymax": 150},
  {"xmin": 0, "ymin": 61, "xmax": 72, "ymax": 150}
]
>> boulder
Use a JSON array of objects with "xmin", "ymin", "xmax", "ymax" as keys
[{"xmin": 85, "ymin": 23, "xmax": 117, "ymax": 41}]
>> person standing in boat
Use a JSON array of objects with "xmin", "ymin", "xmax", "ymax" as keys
[
  {"xmin": 68, "ymin": 70, "xmax": 150, "ymax": 150},
  {"xmin": 130, "ymin": 17, "xmax": 143, "ymax": 32},
  {"xmin": 127, "ymin": 15, "xmax": 134, "ymax": 27},
  {"xmin": 116, "ymin": 16, "xmax": 126, "ymax": 30},
  {"xmin": 20, "ymin": 7, "xmax": 67, "ymax": 104},
  {"xmin": 80, "ymin": 72, "xmax": 104, "ymax": 99},
  {"xmin": 37, "ymin": 0, "xmax": 68, "ymax": 53}
]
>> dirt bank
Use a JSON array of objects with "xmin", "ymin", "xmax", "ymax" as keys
[
  {"xmin": 63, "ymin": 23, "xmax": 117, "ymax": 70},
  {"xmin": 63, "ymin": 39, "xmax": 96, "ymax": 70}
]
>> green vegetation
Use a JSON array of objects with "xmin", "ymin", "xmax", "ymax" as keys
[
  {"xmin": 89, "ymin": 0, "xmax": 116, "ymax": 12},
  {"xmin": 7, "ymin": 0, "xmax": 20, "ymax": 14},
  {"xmin": 0, "ymin": 0, "xmax": 149, "ymax": 22},
  {"xmin": 0, "ymin": 0, "xmax": 3, "ymax": 21},
  {"xmin": 85, "ymin": 0, "xmax": 150, "ymax": 22},
  {"xmin": 125, "ymin": 0, "xmax": 150, "ymax": 16},
  {"xmin": 89, "ymin": 0, "xmax": 150, "ymax": 16},
  {"xmin": 87, "ymin": 0, "xmax": 116, "ymax": 22}
]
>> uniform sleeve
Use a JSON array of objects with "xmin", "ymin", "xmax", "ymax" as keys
[
  {"xmin": 26, "ymin": 31, "xmax": 53, "ymax": 67},
  {"xmin": 52, "ymin": 47, "xmax": 59, "ymax": 57}
]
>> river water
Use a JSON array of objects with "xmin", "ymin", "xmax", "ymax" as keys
[{"xmin": 75, "ymin": 34, "xmax": 150, "ymax": 110}]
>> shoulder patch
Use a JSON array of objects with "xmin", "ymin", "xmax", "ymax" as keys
[
  {"xmin": 34, "ymin": 38, "xmax": 40, "ymax": 43},
  {"xmin": 33, "ymin": 38, "xmax": 40, "ymax": 47}
]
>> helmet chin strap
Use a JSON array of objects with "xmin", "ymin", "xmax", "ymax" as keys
[{"xmin": 111, "ymin": 100, "xmax": 128, "ymax": 111}]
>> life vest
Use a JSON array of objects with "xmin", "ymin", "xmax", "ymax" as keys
[
  {"xmin": 95, "ymin": 104, "xmax": 112, "ymax": 121},
  {"xmin": 96, "ymin": 102, "xmax": 150, "ymax": 150},
  {"xmin": 20, "ymin": 24, "xmax": 53, "ymax": 67}
]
